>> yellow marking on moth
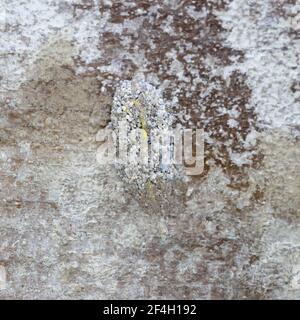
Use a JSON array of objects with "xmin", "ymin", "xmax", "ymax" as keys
[
  {"xmin": 129, "ymin": 99, "xmax": 149, "ymax": 141},
  {"xmin": 141, "ymin": 128, "xmax": 148, "ymax": 140},
  {"xmin": 140, "ymin": 116, "xmax": 146, "ymax": 130},
  {"xmin": 139, "ymin": 115, "xmax": 148, "ymax": 141},
  {"xmin": 133, "ymin": 99, "xmax": 141, "ymax": 107},
  {"xmin": 145, "ymin": 179, "xmax": 154, "ymax": 198}
]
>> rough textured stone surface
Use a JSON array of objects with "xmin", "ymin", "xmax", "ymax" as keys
[{"xmin": 0, "ymin": 0, "xmax": 299, "ymax": 299}]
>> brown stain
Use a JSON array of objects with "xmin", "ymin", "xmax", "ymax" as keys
[
  {"xmin": 4, "ymin": 36, "xmax": 112, "ymax": 217},
  {"xmin": 73, "ymin": 0, "xmax": 263, "ymax": 197},
  {"xmin": 251, "ymin": 185, "xmax": 265, "ymax": 203}
]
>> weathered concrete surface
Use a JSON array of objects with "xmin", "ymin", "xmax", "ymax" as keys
[{"xmin": 0, "ymin": 0, "xmax": 299, "ymax": 299}]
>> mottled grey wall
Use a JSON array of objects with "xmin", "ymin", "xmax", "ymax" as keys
[{"xmin": 0, "ymin": 0, "xmax": 299, "ymax": 299}]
